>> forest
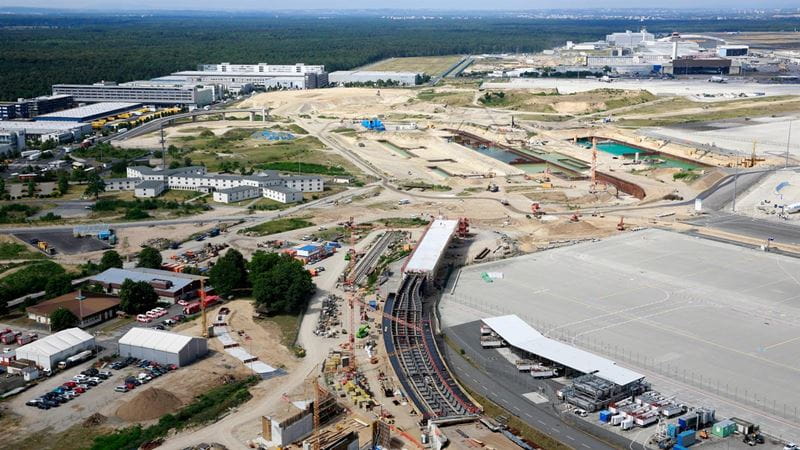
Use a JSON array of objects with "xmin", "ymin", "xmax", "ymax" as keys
[{"xmin": 1, "ymin": 13, "xmax": 799, "ymax": 100}]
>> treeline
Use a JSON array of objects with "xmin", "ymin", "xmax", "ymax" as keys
[{"xmin": 2, "ymin": 15, "xmax": 800, "ymax": 99}]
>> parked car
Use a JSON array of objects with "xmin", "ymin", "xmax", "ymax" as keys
[
  {"xmin": 26, "ymin": 399, "xmax": 40, "ymax": 406},
  {"xmin": 136, "ymin": 314, "xmax": 152, "ymax": 323},
  {"xmin": 177, "ymin": 299, "xmax": 189, "ymax": 306},
  {"xmin": 74, "ymin": 387, "xmax": 86, "ymax": 394},
  {"xmin": 114, "ymin": 385, "xmax": 129, "ymax": 393}
]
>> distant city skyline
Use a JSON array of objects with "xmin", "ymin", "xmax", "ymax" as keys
[{"xmin": 2, "ymin": 0, "xmax": 800, "ymax": 11}]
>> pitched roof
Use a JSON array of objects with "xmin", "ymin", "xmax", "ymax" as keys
[
  {"xmin": 118, "ymin": 327, "xmax": 200, "ymax": 353},
  {"xmin": 16, "ymin": 328, "xmax": 93, "ymax": 356},
  {"xmin": 26, "ymin": 291, "xmax": 120, "ymax": 320}
]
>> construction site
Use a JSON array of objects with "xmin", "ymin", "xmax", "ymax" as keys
[{"xmin": 4, "ymin": 31, "xmax": 800, "ymax": 450}]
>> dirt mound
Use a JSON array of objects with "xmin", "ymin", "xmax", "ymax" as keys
[
  {"xmin": 83, "ymin": 413, "xmax": 107, "ymax": 427},
  {"xmin": 116, "ymin": 387, "xmax": 182, "ymax": 422}
]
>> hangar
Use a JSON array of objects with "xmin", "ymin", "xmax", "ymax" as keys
[
  {"xmin": 118, "ymin": 327, "xmax": 207, "ymax": 367},
  {"xmin": 15, "ymin": 328, "xmax": 95, "ymax": 371}
]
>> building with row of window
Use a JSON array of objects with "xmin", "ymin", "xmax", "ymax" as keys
[
  {"xmin": 107, "ymin": 165, "xmax": 323, "ymax": 204},
  {"xmin": 52, "ymin": 82, "xmax": 215, "ymax": 106},
  {"xmin": 171, "ymin": 63, "xmax": 328, "ymax": 90},
  {"xmin": 0, "ymin": 94, "xmax": 75, "ymax": 120}
]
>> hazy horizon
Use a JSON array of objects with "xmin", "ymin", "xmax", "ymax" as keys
[{"xmin": 2, "ymin": 1, "xmax": 799, "ymax": 12}]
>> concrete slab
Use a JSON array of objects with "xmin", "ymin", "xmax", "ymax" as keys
[{"xmin": 440, "ymin": 229, "xmax": 800, "ymax": 441}]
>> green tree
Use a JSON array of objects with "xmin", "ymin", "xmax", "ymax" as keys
[
  {"xmin": 136, "ymin": 247, "xmax": 162, "ymax": 269},
  {"xmin": 252, "ymin": 254, "xmax": 314, "ymax": 314},
  {"xmin": 208, "ymin": 249, "xmax": 248, "ymax": 297},
  {"xmin": 45, "ymin": 274, "xmax": 73, "ymax": 298},
  {"xmin": 26, "ymin": 179, "xmax": 37, "ymax": 197},
  {"xmin": 183, "ymin": 156, "xmax": 193, "ymax": 167},
  {"xmin": 99, "ymin": 250, "xmax": 123, "ymax": 271},
  {"xmin": 0, "ymin": 177, "xmax": 5, "ymax": 199},
  {"xmin": 50, "ymin": 307, "xmax": 79, "ymax": 331},
  {"xmin": 118, "ymin": 279, "xmax": 158, "ymax": 314},
  {"xmin": 57, "ymin": 172, "xmax": 70, "ymax": 196},
  {"xmin": 248, "ymin": 251, "xmax": 281, "ymax": 283},
  {"xmin": 84, "ymin": 171, "xmax": 106, "ymax": 199}
]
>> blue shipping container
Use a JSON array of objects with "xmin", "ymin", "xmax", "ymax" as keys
[
  {"xmin": 599, "ymin": 411, "xmax": 612, "ymax": 422},
  {"xmin": 677, "ymin": 430, "xmax": 696, "ymax": 447},
  {"xmin": 678, "ymin": 418, "xmax": 687, "ymax": 430},
  {"xmin": 668, "ymin": 424, "xmax": 678, "ymax": 438},
  {"xmin": 673, "ymin": 445, "xmax": 688, "ymax": 450}
]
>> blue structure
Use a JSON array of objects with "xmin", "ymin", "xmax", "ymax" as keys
[
  {"xmin": 361, "ymin": 118, "xmax": 385, "ymax": 131},
  {"xmin": 257, "ymin": 130, "xmax": 294, "ymax": 141}
]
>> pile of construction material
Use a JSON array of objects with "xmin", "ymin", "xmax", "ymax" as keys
[
  {"xmin": 169, "ymin": 242, "xmax": 229, "ymax": 265},
  {"xmin": 314, "ymin": 295, "xmax": 342, "ymax": 338},
  {"xmin": 142, "ymin": 238, "xmax": 172, "ymax": 250}
]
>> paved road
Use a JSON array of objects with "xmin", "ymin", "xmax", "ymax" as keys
[{"xmin": 443, "ymin": 322, "xmax": 627, "ymax": 450}]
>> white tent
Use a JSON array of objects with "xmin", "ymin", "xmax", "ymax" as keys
[{"xmin": 15, "ymin": 328, "xmax": 95, "ymax": 371}]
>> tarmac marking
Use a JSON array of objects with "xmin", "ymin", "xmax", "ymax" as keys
[
  {"xmin": 525, "ymin": 413, "xmax": 533, "ymax": 419},
  {"xmin": 538, "ymin": 420, "xmax": 546, "ymax": 425},
  {"xmin": 567, "ymin": 436, "xmax": 576, "ymax": 441},
  {"xmin": 550, "ymin": 427, "xmax": 560, "ymax": 434},
  {"xmin": 582, "ymin": 444, "xmax": 591, "ymax": 448}
]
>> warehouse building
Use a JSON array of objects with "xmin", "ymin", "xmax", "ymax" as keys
[
  {"xmin": 328, "ymin": 71, "xmax": 421, "ymax": 86},
  {"xmin": 118, "ymin": 327, "xmax": 208, "ymax": 367},
  {"xmin": 25, "ymin": 291, "xmax": 120, "ymax": 328},
  {"xmin": 52, "ymin": 82, "xmax": 214, "ymax": 106},
  {"xmin": 0, "ymin": 120, "xmax": 91, "ymax": 143},
  {"xmin": 89, "ymin": 267, "xmax": 207, "ymax": 303},
  {"xmin": 35, "ymin": 102, "xmax": 141, "ymax": 123},
  {"xmin": 0, "ymin": 94, "xmax": 75, "ymax": 120},
  {"xmin": 15, "ymin": 328, "xmax": 95, "ymax": 371},
  {"xmin": 172, "ymin": 62, "xmax": 328, "ymax": 90}
]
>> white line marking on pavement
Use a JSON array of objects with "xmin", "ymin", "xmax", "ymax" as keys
[
  {"xmin": 567, "ymin": 436, "xmax": 576, "ymax": 441},
  {"xmin": 550, "ymin": 427, "xmax": 560, "ymax": 434},
  {"xmin": 538, "ymin": 420, "xmax": 547, "ymax": 426},
  {"xmin": 582, "ymin": 444, "xmax": 591, "ymax": 448}
]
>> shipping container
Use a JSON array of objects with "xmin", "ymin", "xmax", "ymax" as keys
[
  {"xmin": 599, "ymin": 410, "xmax": 612, "ymax": 423},
  {"xmin": 712, "ymin": 420, "xmax": 736, "ymax": 438},
  {"xmin": 611, "ymin": 414, "xmax": 625, "ymax": 426},
  {"xmin": 621, "ymin": 418, "xmax": 634, "ymax": 430},
  {"xmin": 668, "ymin": 424, "xmax": 678, "ymax": 438},
  {"xmin": 677, "ymin": 430, "xmax": 696, "ymax": 447}
]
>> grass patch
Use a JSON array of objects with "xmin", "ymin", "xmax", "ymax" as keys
[
  {"xmin": 159, "ymin": 190, "xmax": 205, "ymax": 202},
  {"xmin": 400, "ymin": 181, "xmax": 451, "ymax": 191},
  {"xmin": 245, "ymin": 197, "xmax": 292, "ymax": 211},
  {"xmin": 90, "ymin": 376, "xmax": 259, "ymax": 450},
  {"xmin": 240, "ymin": 217, "xmax": 314, "ymax": 236},
  {"xmin": 11, "ymin": 422, "xmax": 111, "ymax": 450},
  {"xmin": 416, "ymin": 89, "xmax": 474, "ymax": 107},
  {"xmin": 331, "ymin": 127, "xmax": 357, "ymax": 135},
  {"xmin": 618, "ymin": 99, "xmax": 800, "ymax": 127},
  {"xmin": 0, "ymin": 241, "xmax": 45, "ymax": 260},
  {"xmin": 255, "ymin": 161, "xmax": 351, "ymax": 177},
  {"xmin": 673, "ymin": 170, "xmax": 702, "ymax": 182},
  {"xmin": 376, "ymin": 217, "xmax": 430, "ymax": 228},
  {"xmin": 72, "ymin": 143, "xmax": 149, "ymax": 161},
  {"xmin": 260, "ymin": 313, "xmax": 302, "ymax": 348}
]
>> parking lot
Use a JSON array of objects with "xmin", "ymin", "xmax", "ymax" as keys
[{"xmin": 13, "ymin": 230, "xmax": 110, "ymax": 255}]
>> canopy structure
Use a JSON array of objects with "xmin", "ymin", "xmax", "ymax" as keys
[{"xmin": 483, "ymin": 315, "xmax": 644, "ymax": 386}]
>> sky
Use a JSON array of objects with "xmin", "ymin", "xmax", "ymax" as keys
[{"xmin": 2, "ymin": 0, "xmax": 799, "ymax": 11}]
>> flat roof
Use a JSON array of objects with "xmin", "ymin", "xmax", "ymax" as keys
[
  {"xmin": 135, "ymin": 180, "xmax": 166, "ymax": 190},
  {"xmin": 0, "ymin": 121, "xmax": 89, "ymax": 132},
  {"xmin": 119, "ymin": 327, "xmax": 201, "ymax": 353},
  {"xmin": 404, "ymin": 219, "xmax": 458, "ymax": 273},
  {"xmin": 483, "ymin": 315, "xmax": 644, "ymax": 386},
  {"xmin": 36, "ymin": 102, "xmax": 140, "ymax": 120}
]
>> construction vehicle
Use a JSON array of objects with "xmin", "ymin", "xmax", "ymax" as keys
[
  {"xmin": 617, "ymin": 217, "xmax": 625, "ymax": 231},
  {"xmin": 530, "ymin": 202, "xmax": 543, "ymax": 218},
  {"xmin": 570, "ymin": 213, "xmax": 580, "ymax": 223}
]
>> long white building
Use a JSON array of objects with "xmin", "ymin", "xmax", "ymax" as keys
[
  {"xmin": 172, "ymin": 63, "xmax": 328, "ymax": 90},
  {"xmin": 111, "ymin": 166, "xmax": 323, "ymax": 204}
]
